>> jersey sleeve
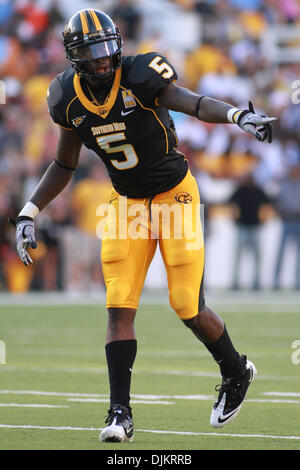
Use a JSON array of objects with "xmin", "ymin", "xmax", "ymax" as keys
[
  {"xmin": 127, "ymin": 52, "xmax": 178, "ymax": 105},
  {"xmin": 46, "ymin": 74, "xmax": 74, "ymax": 130}
]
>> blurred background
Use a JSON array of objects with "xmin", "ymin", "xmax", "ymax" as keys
[{"xmin": 1, "ymin": 0, "xmax": 300, "ymax": 295}]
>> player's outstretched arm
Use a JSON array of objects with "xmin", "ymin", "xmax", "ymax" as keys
[
  {"xmin": 158, "ymin": 82, "xmax": 277, "ymax": 143},
  {"xmin": 10, "ymin": 128, "xmax": 82, "ymax": 266}
]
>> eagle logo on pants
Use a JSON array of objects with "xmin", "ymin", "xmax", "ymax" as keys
[{"xmin": 175, "ymin": 192, "xmax": 193, "ymax": 204}]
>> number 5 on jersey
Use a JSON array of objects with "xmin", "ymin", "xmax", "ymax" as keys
[
  {"xmin": 148, "ymin": 56, "xmax": 174, "ymax": 79},
  {"xmin": 97, "ymin": 132, "xmax": 138, "ymax": 170}
]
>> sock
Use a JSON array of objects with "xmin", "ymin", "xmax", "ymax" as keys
[
  {"xmin": 105, "ymin": 339, "xmax": 137, "ymax": 410},
  {"xmin": 204, "ymin": 325, "xmax": 243, "ymax": 378}
]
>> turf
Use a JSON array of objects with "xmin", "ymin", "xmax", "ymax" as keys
[{"xmin": 0, "ymin": 295, "xmax": 299, "ymax": 451}]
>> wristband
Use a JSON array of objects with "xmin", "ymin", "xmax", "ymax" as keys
[
  {"xmin": 227, "ymin": 107, "xmax": 242, "ymax": 124},
  {"xmin": 55, "ymin": 159, "xmax": 76, "ymax": 171},
  {"xmin": 195, "ymin": 96, "xmax": 205, "ymax": 119},
  {"xmin": 18, "ymin": 202, "xmax": 40, "ymax": 219}
]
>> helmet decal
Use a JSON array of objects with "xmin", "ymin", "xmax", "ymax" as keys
[
  {"xmin": 89, "ymin": 9, "xmax": 103, "ymax": 31},
  {"xmin": 79, "ymin": 10, "xmax": 89, "ymax": 35}
]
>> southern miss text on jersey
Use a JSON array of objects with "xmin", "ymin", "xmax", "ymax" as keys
[{"xmin": 47, "ymin": 52, "xmax": 188, "ymax": 198}]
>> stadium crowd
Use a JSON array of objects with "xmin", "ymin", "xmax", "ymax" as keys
[{"xmin": 1, "ymin": 0, "xmax": 300, "ymax": 293}]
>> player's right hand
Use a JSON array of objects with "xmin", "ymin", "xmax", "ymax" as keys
[{"xmin": 9, "ymin": 217, "xmax": 37, "ymax": 266}]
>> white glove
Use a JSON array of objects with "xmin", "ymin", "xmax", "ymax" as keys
[
  {"xmin": 9, "ymin": 216, "xmax": 37, "ymax": 266},
  {"xmin": 235, "ymin": 102, "xmax": 277, "ymax": 143}
]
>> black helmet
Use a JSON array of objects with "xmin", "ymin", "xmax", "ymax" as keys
[{"xmin": 63, "ymin": 9, "xmax": 122, "ymax": 81}]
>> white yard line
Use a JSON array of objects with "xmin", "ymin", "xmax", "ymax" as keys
[
  {"xmin": 247, "ymin": 399, "xmax": 300, "ymax": 404},
  {"xmin": 1, "ymin": 390, "xmax": 300, "ymax": 405},
  {"xmin": 137, "ymin": 429, "xmax": 300, "ymax": 441},
  {"xmin": 67, "ymin": 398, "xmax": 175, "ymax": 405},
  {"xmin": 0, "ymin": 423, "xmax": 299, "ymax": 441},
  {"xmin": 2, "ymin": 366, "xmax": 300, "ymax": 382},
  {"xmin": 0, "ymin": 390, "xmax": 214, "ymax": 399},
  {"xmin": 263, "ymin": 392, "xmax": 300, "ymax": 397},
  {"xmin": 0, "ymin": 404, "xmax": 69, "ymax": 408},
  {"xmin": 67, "ymin": 397, "xmax": 300, "ymax": 405},
  {"xmin": 0, "ymin": 390, "xmax": 109, "ymax": 397},
  {"xmin": 150, "ymin": 369, "xmax": 300, "ymax": 382}
]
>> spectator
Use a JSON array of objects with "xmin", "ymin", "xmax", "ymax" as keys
[{"xmin": 229, "ymin": 172, "xmax": 271, "ymax": 290}]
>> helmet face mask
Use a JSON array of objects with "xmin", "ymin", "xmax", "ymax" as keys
[{"xmin": 63, "ymin": 10, "xmax": 122, "ymax": 82}]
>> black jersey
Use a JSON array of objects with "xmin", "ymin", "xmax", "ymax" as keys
[{"xmin": 47, "ymin": 52, "xmax": 188, "ymax": 198}]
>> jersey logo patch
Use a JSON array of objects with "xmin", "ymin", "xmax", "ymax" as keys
[
  {"xmin": 122, "ymin": 89, "xmax": 136, "ymax": 109},
  {"xmin": 175, "ymin": 192, "xmax": 193, "ymax": 204},
  {"xmin": 72, "ymin": 115, "xmax": 86, "ymax": 127}
]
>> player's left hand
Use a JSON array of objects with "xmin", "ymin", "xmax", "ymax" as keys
[
  {"xmin": 9, "ymin": 216, "xmax": 37, "ymax": 266},
  {"xmin": 237, "ymin": 101, "xmax": 277, "ymax": 143}
]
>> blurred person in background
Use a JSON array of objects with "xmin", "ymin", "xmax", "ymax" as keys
[
  {"xmin": 229, "ymin": 170, "xmax": 272, "ymax": 290},
  {"xmin": 273, "ymin": 165, "xmax": 300, "ymax": 290}
]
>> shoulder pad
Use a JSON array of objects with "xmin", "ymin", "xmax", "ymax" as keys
[
  {"xmin": 46, "ymin": 69, "xmax": 76, "ymax": 128},
  {"xmin": 127, "ymin": 52, "xmax": 176, "ymax": 85},
  {"xmin": 47, "ymin": 74, "xmax": 64, "ymax": 108},
  {"xmin": 46, "ymin": 68, "xmax": 75, "ymax": 108}
]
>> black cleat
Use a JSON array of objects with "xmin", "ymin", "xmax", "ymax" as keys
[
  {"xmin": 99, "ymin": 404, "xmax": 134, "ymax": 442},
  {"xmin": 210, "ymin": 355, "xmax": 257, "ymax": 428}
]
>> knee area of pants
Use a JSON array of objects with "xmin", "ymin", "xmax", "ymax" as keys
[
  {"xmin": 106, "ymin": 278, "xmax": 132, "ymax": 305},
  {"xmin": 169, "ymin": 286, "xmax": 193, "ymax": 314}
]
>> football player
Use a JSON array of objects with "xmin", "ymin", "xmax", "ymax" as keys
[{"xmin": 11, "ymin": 9, "xmax": 276, "ymax": 442}]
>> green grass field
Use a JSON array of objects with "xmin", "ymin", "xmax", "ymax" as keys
[{"xmin": 0, "ymin": 292, "xmax": 300, "ymax": 451}]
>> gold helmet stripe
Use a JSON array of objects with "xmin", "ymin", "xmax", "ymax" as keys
[
  {"xmin": 79, "ymin": 10, "xmax": 89, "ymax": 34},
  {"xmin": 89, "ymin": 9, "xmax": 103, "ymax": 31}
]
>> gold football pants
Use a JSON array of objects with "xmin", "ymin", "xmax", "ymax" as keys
[{"xmin": 101, "ymin": 170, "xmax": 205, "ymax": 320}]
